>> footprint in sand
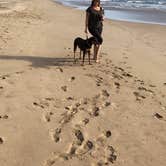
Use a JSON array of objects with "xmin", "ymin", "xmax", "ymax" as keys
[
  {"xmin": 43, "ymin": 112, "xmax": 53, "ymax": 122},
  {"xmin": 135, "ymin": 79, "xmax": 145, "ymax": 85},
  {"xmin": 60, "ymin": 107, "xmax": 78, "ymax": 125},
  {"xmin": 97, "ymin": 161, "xmax": 107, "ymax": 166},
  {"xmin": 82, "ymin": 118, "xmax": 89, "ymax": 125},
  {"xmin": 45, "ymin": 97, "xmax": 54, "ymax": 101},
  {"xmin": 114, "ymin": 82, "xmax": 120, "ymax": 89},
  {"xmin": 57, "ymin": 67, "xmax": 63, "ymax": 72},
  {"xmin": 96, "ymin": 130, "xmax": 112, "ymax": 146},
  {"xmin": 103, "ymin": 101, "xmax": 111, "ymax": 107},
  {"xmin": 133, "ymin": 91, "xmax": 146, "ymax": 101},
  {"xmin": 116, "ymin": 66, "xmax": 125, "ymax": 72},
  {"xmin": 0, "ymin": 115, "xmax": 9, "ymax": 120},
  {"xmin": 15, "ymin": 71, "xmax": 25, "ymax": 75},
  {"xmin": 0, "ymin": 75, "xmax": 10, "ymax": 80},
  {"xmin": 81, "ymin": 97, "xmax": 89, "ymax": 105},
  {"xmin": 0, "ymin": 137, "xmax": 4, "ymax": 144},
  {"xmin": 123, "ymin": 56, "xmax": 128, "ymax": 59},
  {"xmin": 33, "ymin": 102, "xmax": 45, "ymax": 109},
  {"xmin": 154, "ymin": 113, "xmax": 163, "ymax": 120},
  {"xmin": 149, "ymin": 84, "xmax": 156, "ymax": 88},
  {"xmin": 101, "ymin": 90, "xmax": 110, "ymax": 98},
  {"xmin": 120, "ymin": 61, "xmax": 127, "ymax": 65},
  {"xmin": 66, "ymin": 96, "xmax": 74, "ymax": 101},
  {"xmin": 112, "ymin": 72, "xmax": 123, "ymax": 80},
  {"xmin": 96, "ymin": 77, "xmax": 103, "ymax": 87},
  {"xmin": 138, "ymin": 86, "xmax": 154, "ymax": 94},
  {"xmin": 126, "ymin": 66, "xmax": 132, "ymax": 69},
  {"xmin": 69, "ymin": 76, "xmax": 75, "ymax": 82},
  {"xmin": 95, "ymin": 146, "xmax": 117, "ymax": 164},
  {"xmin": 74, "ymin": 129, "xmax": 84, "ymax": 146},
  {"xmin": 44, "ymin": 159, "xmax": 55, "ymax": 166},
  {"xmin": 68, "ymin": 143, "xmax": 77, "ymax": 156},
  {"xmin": 106, "ymin": 146, "xmax": 117, "ymax": 163},
  {"xmin": 104, "ymin": 130, "xmax": 112, "ymax": 138},
  {"xmin": 122, "ymin": 72, "xmax": 133, "ymax": 78},
  {"xmin": 91, "ymin": 106, "xmax": 100, "ymax": 117},
  {"xmin": 61, "ymin": 86, "xmax": 67, "ymax": 92},
  {"xmin": 50, "ymin": 128, "xmax": 61, "ymax": 143},
  {"xmin": 85, "ymin": 140, "xmax": 94, "ymax": 150}
]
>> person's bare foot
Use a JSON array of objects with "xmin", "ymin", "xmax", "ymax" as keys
[{"xmin": 95, "ymin": 59, "xmax": 100, "ymax": 63}]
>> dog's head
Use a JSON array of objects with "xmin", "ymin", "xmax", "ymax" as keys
[{"xmin": 86, "ymin": 37, "xmax": 97, "ymax": 48}]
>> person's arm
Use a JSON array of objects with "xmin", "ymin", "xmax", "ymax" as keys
[
  {"xmin": 101, "ymin": 7, "xmax": 105, "ymax": 21},
  {"xmin": 85, "ymin": 12, "xmax": 89, "ymax": 33}
]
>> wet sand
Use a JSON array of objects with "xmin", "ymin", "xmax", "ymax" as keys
[{"xmin": 0, "ymin": 0, "xmax": 166, "ymax": 166}]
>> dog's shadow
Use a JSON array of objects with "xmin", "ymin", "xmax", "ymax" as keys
[{"xmin": 0, "ymin": 55, "xmax": 82, "ymax": 68}]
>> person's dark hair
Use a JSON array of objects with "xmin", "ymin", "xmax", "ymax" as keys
[{"xmin": 91, "ymin": 0, "xmax": 100, "ymax": 7}]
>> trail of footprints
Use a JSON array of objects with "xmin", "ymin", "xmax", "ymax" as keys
[
  {"xmin": 30, "ymin": 59, "xmax": 166, "ymax": 165},
  {"xmin": 45, "ymin": 127, "xmax": 116, "ymax": 166},
  {"xmin": 40, "ymin": 88, "xmax": 116, "ymax": 165},
  {"xmin": 0, "ymin": 59, "xmax": 165, "ymax": 162}
]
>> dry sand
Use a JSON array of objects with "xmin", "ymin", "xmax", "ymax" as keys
[{"xmin": 0, "ymin": 0, "xmax": 166, "ymax": 166}]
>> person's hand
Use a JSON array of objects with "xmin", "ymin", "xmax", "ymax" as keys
[{"xmin": 102, "ymin": 16, "xmax": 105, "ymax": 21}]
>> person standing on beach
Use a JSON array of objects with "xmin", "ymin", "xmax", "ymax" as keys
[{"xmin": 85, "ymin": 0, "xmax": 104, "ymax": 63}]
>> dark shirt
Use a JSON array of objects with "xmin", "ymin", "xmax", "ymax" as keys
[{"xmin": 86, "ymin": 6, "xmax": 104, "ymax": 29}]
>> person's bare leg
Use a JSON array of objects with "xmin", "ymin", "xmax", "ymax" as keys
[
  {"xmin": 95, "ymin": 44, "xmax": 100, "ymax": 63},
  {"xmin": 93, "ymin": 44, "xmax": 97, "ymax": 60}
]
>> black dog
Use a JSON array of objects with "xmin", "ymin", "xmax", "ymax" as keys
[{"xmin": 73, "ymin": 37, "xmax": 96, "ymax": 65}]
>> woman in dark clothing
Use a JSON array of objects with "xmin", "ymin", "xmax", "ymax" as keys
[{"xmin": 85, "ymin": 0, "xmax": 104, "ymax": 62}]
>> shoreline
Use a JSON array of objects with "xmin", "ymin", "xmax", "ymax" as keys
[
  {"xmin": 55, "ymin": 0, "xmax": 166, "ymax": 26},
  {"xmin": 0, "ymin": 0, "xmax": 166, "ymax": 166}
]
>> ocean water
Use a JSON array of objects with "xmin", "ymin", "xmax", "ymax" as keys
[{"xmin": 55, "ymin": 0, "xmax": 166, "ymax": 25}]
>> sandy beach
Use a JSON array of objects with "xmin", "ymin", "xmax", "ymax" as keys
[{"xmin": 0, "ymin": 0, "xmax": 166, "ymax": 166}]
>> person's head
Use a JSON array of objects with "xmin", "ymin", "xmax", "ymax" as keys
[{"xmin": 91, "ymin": 0, "xmax": 100, "ymax": 7}]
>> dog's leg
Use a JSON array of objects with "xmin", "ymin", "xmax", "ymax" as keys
[
  {"xmin": 74, "ymin": 51, "xmax": 76, "ymax": 64},
  {"xmin": 82, "ymin": 50, "xmax": 86, "ymax": 65},
  {"xmin": 79, "ymin": 49, "xmax": 81, "ymax": 59},
  {"xmin": 73, "ymin": 43, "xmax": 77, "ymax": 64},
  {"xmin": 88, "ymin": 50, "xmax": 91, "ymax": 65}
]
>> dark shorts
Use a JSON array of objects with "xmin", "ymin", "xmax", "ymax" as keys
[{"xmin": 88, "ymin": 26, "xmax": 103, "ymax": 45}]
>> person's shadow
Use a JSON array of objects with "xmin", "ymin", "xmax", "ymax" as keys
[{"xmin": 0, "ymin": 55, "xmax": 76, "ymax": 68}]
